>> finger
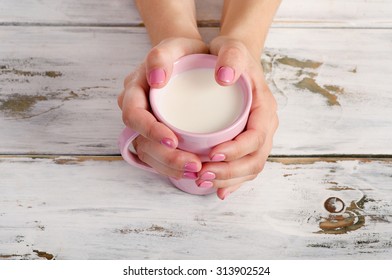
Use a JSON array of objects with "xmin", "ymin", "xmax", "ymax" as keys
[
  {"xmin": 117, "ymin": 89, "xmax": 125, "ymax": 109},
  {"xmin": 209, "ymin": 106, "xmax": 268, "ymax": 162},
  {"xmin": 134, "ymin": 135, "xmax": 202, "ymax": 179},
  {"xmin": 211, "ymin": 39, "xmax": 248, "ymax": 86},
  {"xmin": 121, "ymin": 81, "xmax": 178, "ymax": 148},
  {"xmin": 146, "ymin": 38, "xmax": 208, "ymax": 88},
  {"xmin": 198, "ymin": 151, "xmax": 268, "ymax": 183},
  {"xmin": 216, "ymin": 184, "xmax": 242, "ymax": 200},
  {"xmin": 198, "ymin": 173, "xmax": 256, "ymax": 189},
  {"xmin": 209, "ymin": 87, "xmax": 278, "ymax": 161},
  {"xmin": 118, "ymin": 70, "xmax": 141, "ymax": 109},
  {"xmin": 209, "ymin": 128, "xmax": 265, "ymax": 162}
]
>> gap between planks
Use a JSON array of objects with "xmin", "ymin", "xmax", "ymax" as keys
[
  {"xmin": 1, "ymin": 21, "xmax": 392, "ymax": 30},
  {"xmin": 0, "ymin": 154, "xmax": 391, "ymax": 164}
]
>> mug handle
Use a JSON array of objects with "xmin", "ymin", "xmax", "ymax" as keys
[{"xmin": 118, "ymin": 127, "xmax": 158, "ymax": 174}]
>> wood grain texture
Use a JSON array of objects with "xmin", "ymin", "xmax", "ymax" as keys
[
  {"xmin": 1, "ymin": 0, "xmax": 391, "ymax": 28},
  {"xmin": 264, "ymin": 28, "xmax": 392, "ymax": 155},
  {"xmin": 1, "ymin": 0, "xmax": 391, "ymax": 263},
  {"xmin": 0, "ymin": 26, "xmax": 149, "ymax": 155},
  {"xmin": 1, "ymin": 27, "xmax": 391, "ymax": 155},
  {"xmin": 1, "ymin": 157, "xmax": 391, "ymax": 259}
]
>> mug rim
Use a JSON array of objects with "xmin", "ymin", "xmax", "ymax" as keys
[{"xmin": 149, "ymin": 54, "xmax": 252, "ymax": 139}]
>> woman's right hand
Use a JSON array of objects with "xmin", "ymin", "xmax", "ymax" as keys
[{"xmin": 118, "ymin": 38, "xmax": 209, "ymax": 179}]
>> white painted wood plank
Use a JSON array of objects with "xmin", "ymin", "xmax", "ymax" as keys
[
  {"xmin": 1, "ymin": 27, "xmax": 391, "ymax": 155},
  {"xmin": 1, "ymin": 0, "xmax": 391, "ymax": 28},
  {"xmin": 264, "ymin": 28, "xmax": 392, "ymax": 155},
  {"xmin": 275, "ymin": 0, "xmax": 392, "ymax": 28},
  {"xmin": 1, "ymin": 157, "xmax": 391, "ymax": 259},
  {"xmin": 0, "ymin": 26, "xmax": 149, "ymax": 155},
  {"xmin": 0, "ymin": 0, "xmax": 138, "ymax": 26}
]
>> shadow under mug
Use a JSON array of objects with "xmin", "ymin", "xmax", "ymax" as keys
[{"xmin": 118, "ymin": 54, "xmax": 252, "ymax": 195}]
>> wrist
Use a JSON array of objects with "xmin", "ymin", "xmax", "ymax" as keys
[
  {"xmin": 219, "ymin": 0, "xmax": 282, "ymax": 60},
  {"xmin": 148, "ymin": 20, "xmax": 202, "ymax": 46},
  {"xmin": 136, "ymin": 0, "xmax": 202, "ymax": 46},
  {"xmin": 218, "ymin": 31, "xmax": 264, "ymax": 60}
]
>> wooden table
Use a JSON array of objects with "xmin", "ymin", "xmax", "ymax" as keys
[{"xmin": 1, "ymin": 0, "xmax": 391, "ymax": 260}]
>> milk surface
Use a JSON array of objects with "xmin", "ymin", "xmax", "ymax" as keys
[{"xmin": 155, "ymin": 68, "xmax": 244, "ymax": 133}]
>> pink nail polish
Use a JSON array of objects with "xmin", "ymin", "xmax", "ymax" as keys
[
  {"xmin": 200, "ymin": 172, "xmax": 216, "ymax": 180},
  {"xmin": 211, "ymin": 153, "xmax": 226, "ymax": 162},
  {"xmin": 221, "ymin": 192, "xmax": 231, "ymax": 200},
  {"xmin": 199, "ymin": 181, "xmax": 213, "ymax": 188},
  {"xmin": 149, "ymin": 68, "xmax": 165, "ymax": 86},
  {"xmin": 217, "ymin": 66, "xmax": 234, "ymax": 83},
  {"xmin": 184, "ymin": 162, "xmax": 199, "ymax": 172},
  {"xmin": 160, "ymin": 138, "xmax": 175, "ymax": 149},
  {"xmin": 183, "ymin": 172, "xmax": 198, "ymax": 179}
]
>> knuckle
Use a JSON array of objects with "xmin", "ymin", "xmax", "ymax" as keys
[
  {"xmin": 252, "ymin": 160, "xmax": 265, "ymax": 175},
  {"xmin": 223, "ymin": 44, "xmax": 245, "ymax": 60},
  {"xmin": 121, "ymin": 107, "xmax": 134, "ymax": 127},
  {"xmin": 255, "ymin": 131, "xmax": 265, "ymax": 149},
  {"xmin": 144, "ymin": 120, "xmax": 160, "ymax": 140},
  {"xmin": 230, "ymin": 140, "xmax": 242, "ymax": 159},
  {"xmin": 136, "ymin": 145, "xmax": 147, "ymax": 163},
  {"xmin": 165, "ymin": 153, "xmax": 178, "ymax": 168},
  {"xmin": 147, "ymin": 47, "xmax": 166, "ymax": 64},
  {"xmin": 145, "ymin": 123, "xmax": 154, "ymax": 140},
  {"xmin": 219, "ymin": 162, "xmax": 233, "ymax": 180},
  {"xmin": 165, "ymin": 151, "xmax": 185, "ymax": 170},
  {"xmin": 123, "ymin": 72, "xmax": 135, "ymax": 88}
]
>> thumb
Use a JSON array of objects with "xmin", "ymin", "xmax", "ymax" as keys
[
  {"xmin": 145, "ymin": 38, "xmax": 208, "ymax": 88},
  {"xmin": 211, "ymin": 39, "xmax": 248, "ymax": 86}
]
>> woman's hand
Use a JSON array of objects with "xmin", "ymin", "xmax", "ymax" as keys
[
  {"xmin": 118, "ymin": 37, "xmax": 208, "ymax": 179},
  {"xmin": 196, "ymin": 36, "xmax": 279, "ymax": 200}
]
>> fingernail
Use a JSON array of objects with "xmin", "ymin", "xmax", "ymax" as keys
[
  {"xmin": 149, "ymin": 68, "xmax": 165, "ymax": 86},
  {"xmin": 183, "ymin": 172, "xmax": 198, "ymax": 179},
  {"xmin": 221, "ymin": 192, "xmax": 231, "ymax": 200},
  {"xmin": 199, "ymin": 181, "xmax": 213, "ymax": 188},
  {"xmin": 217, "ymin": 66, "xmax": 234, "ymax": 83},
  {"xmin": 184, "ymin": 162, "xmax": 199, "ymax": 172},
  {"xmin": 160, "ymin": 138, "xmax": 175, "ymax": 149},
  {"xmin": 200, "ymin": 171, "xmax": 216, "ymax": 180},
  {"xmin": 211, "ymin": 153, "xmax": 226, "ymax": 162}
]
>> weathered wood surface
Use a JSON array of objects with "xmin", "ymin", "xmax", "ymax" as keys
[
  {"xmin": 0, "ymin": 26, "xmax": 146, "ymax": 155},
  {"xmin": 1, "ymin": 27, "xmax": 391, "ymax": 155},
  {"xmin": 1, "ymin": 0, "xmax": 391, "ymax": 261},
  {"xmin": 1, "ymin": 0, "xmax": 391, "ymax": 28},
  {"xmin": 1, "ymin": 157, "xmax": 391, "ymax": 259}
]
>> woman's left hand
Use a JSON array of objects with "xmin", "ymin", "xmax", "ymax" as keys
[{"xmin": 196, "ymin": 36, "xmax": 279, "ymax": 200}]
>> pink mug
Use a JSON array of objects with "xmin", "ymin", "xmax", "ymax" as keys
[{"xmin": 118, "ymin": 54, "xmax": 252, "ymax": 195}]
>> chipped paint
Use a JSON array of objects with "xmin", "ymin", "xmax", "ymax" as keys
[
  {"xmin": 295, "ymin": 77, "xmax": 340, "ymax": 106},
  {"xmin": 324, "ymin": 85, "xmax": 344, "ymax": 94},
  {"xmin": 0, "ymin": 254, "xmax": 29, "ymax": 259},
  {"xmin": 263, "ymin": 52, "xmax": 348, "ymax": 107},
  {"xmin": 0, "ymin": 66, "xmax": 62, "ymax": 78},
  {"xmin": 0, "ymin": 94, "xmax": 47, "ymax": 115},
  {"xmin": 327, "ymin": 186, "xmax": 356, "ymax": 191},
  {"xmin": 33, "ymin": 250, "xmax": 55, "ymax": 260},
  {"xmin": 261, "ymin": 58, "xmax": 273, "ymax": 74},
  {"xmin": 0, "ymin": 90, "xmax": 90, "ymax": 118},
  {"xmin": 268, "ymin": 157, "xmax": 392, "ymax": 165},
  {"xmin": 317, "ymin": 196, "xmax": 371, "ymax": 234},
  {"xmin": 116, "ymin": 224, "xmax": 182, "ymax": 238},
  {"xmin": 53, "ymin": 156, "xmax": 122, "ymax": 164},
  {"xmin": 276, "ymin": 56, "xmax": 322, "ymax": 69}
]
